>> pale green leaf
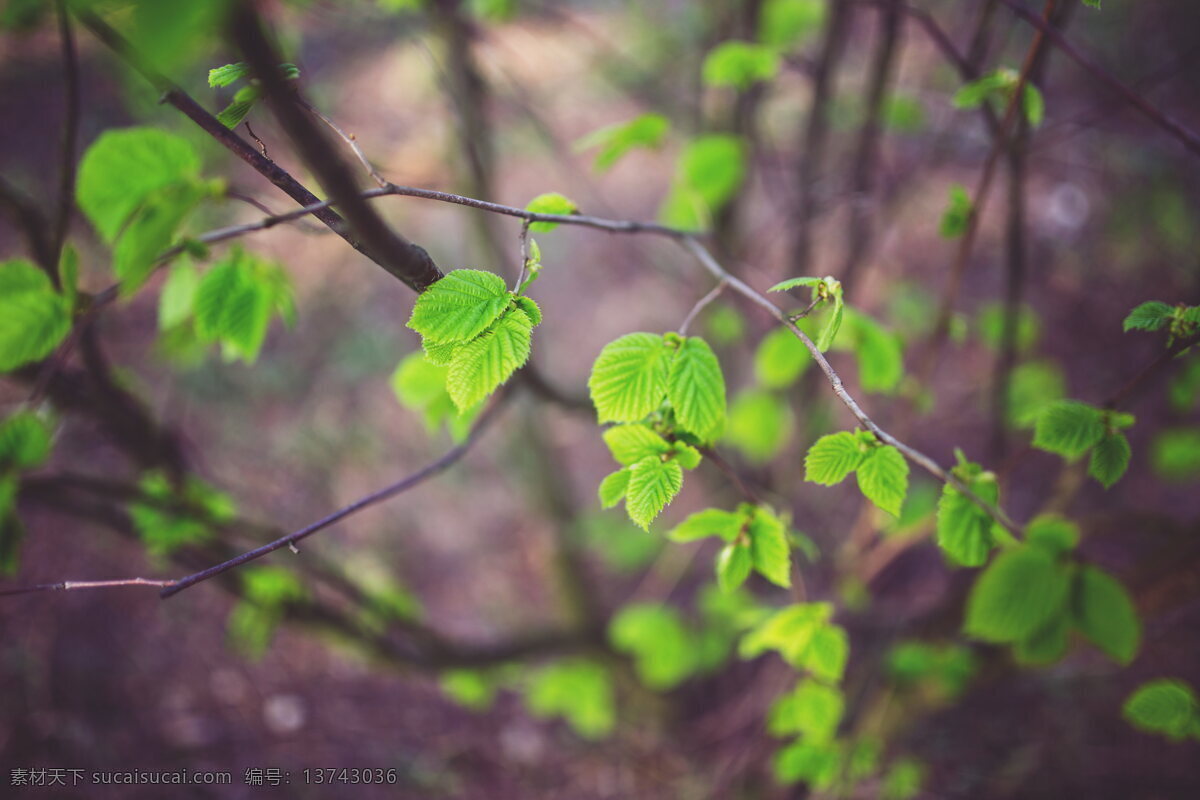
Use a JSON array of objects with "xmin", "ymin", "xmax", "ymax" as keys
[
  {"xmin": 668, "ymin": 507, "xmax": 743, "ymax": 542},
  {"xmin": 208, "ymin": 61, "xmax": 250, "ymax": 87},
  {"xmin": 524, "ymin": 659, "xmax": 614, "ymax": 739},
  {"xmin": 724, "ymin": 389, "xmax": 792, "ymax": 462},
  {"xmin": 0, "ymin": 259, "xmax": 71, "ymax": 372},
  {"xmin": 802, "ymin": 624, "xmax": 849, "ymax": 683},
  {"xmin": 856, "ymin": 445, "xmax": 909, "ymax": 517},
  {"xmin": 667, "ymin": 335, "xmax": 726, "ymax": 440},
  {"xmin": 1089, "ymin": 432, "xmax": 1131, "ymax": 489},
  {"xmin": 749, "ymin": 507, "xmax": 792, "ymax": 588},
  {"xmin": 805, "ymin": 431, "xmax": 865, "ymax": 486},
  {"xmin": 768, "ymin": 680, "xmax": 844, "ymax": 742},
  {"xmin": 588, "ymin": 332, "xmax": 671, "ymax": 423},
  {"xmin": 609, "ymin": 603, "xmax": 696, "ymax": 689},
  {"xmin": 407, "ymin": 269, "xmax": 512, "ymax": 344},
  {"xmin": 1033, "ymin": 400, "xmax": 1105, "ymax": 461},
  {"xmin": 446, "ymin": 308, "xmax": 533, "ymax": 410},
  {"xmin": 525, "ymin": 192, "xmax": 578, "ymax": 232},
  {"xmin": 114, "ymin": 182, "xmax": 205, "ymax": 295},
  {"xmin": 625, "ymin": 455, "xmax": 683, "ymax": 529},
  {"xmin": 936, "ymin": 476, "xmax": 998, "ymax": 567},
  {"xmin": 754, "ymin": 326, "xmax": 810, "ymax": 388},
  {"xmin": 159, "ymin": 259, "xmax": 199, "ymax": 330},
  {"xmin": 717, "ymin": 543, "xmax": 753, "ymax": 594},
  {"xmin": 702, "ymin": 41, "xmax": 780, "ymax": 90},
  {"xmin": 598, "ymin": 468, "xmax": 631, "ymax": 509},
  {"xmin": 602, "ymin": 424, "xmax": 671, "ymax": 466},
  {"xmin": 574, "ymin": 113, "xmax": 669, "ymax": 172}
]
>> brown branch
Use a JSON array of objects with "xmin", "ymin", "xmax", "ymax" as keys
[
  {"xmin": 0, "ymin": 176, "xmax": 56, "ymax": 276},
  {"xmin": 996, "ymin": 0, "xmax": 1200, "ymax": 158}
]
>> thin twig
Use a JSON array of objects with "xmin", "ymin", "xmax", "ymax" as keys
[
  {"xmin": 299, "ymin": 98, "xmax": 389, "ymax": 188},
  {"xmin": 679, "ymin": 280, "xmax": 728, "ymax": 336},
  {"xmin": 0, "ymin": 578, "xmax": 174, "ymax": 598}
]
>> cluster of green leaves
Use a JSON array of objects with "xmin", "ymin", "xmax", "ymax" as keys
[
  {"xmin": 589, "ymin": 331, "xmax": 726, "ymax": 527},
  {"xmin": 702, "ymin": 0, "xmax": 827, "ymax": 92},
  {"xmin": 1033, "ymin": 400, "xmax": 1135, "ymax": 489},
  {"xmin": 158, "ymin": 248, "xmax": 295, "ymax": 365},
  {"xmin": 523, "ymin": 659, "xmax": 615, "ymax": 739},
  {"xmin": 805, "ymin": 429, "xmax": 910, "ymax": 518},
  {"xmin": 1123, "ymin": 300, "xmax": 1200, "ymax": 345},
  {"xmin": 952, "ymin": 67, "xmax": 1045, "ymax": 127},
  {"xmin": 208, "ymin": 61, "xmax": 300, "ymax": 129},
  {"xmin": 227, "ymin": 566, "xmax": 307, "ymax": 659},
  {"xmin": 1123, "ymin": 679, "xmax": 1200, "ymax": 741},
  {"xmin": 886, "ymin": 640, "xmax": 977, "ymax": 700},
  {"xmin": 668, "ymin": 504, "xmax": 801, "ymax": 592},
  {"xmin": 128, "ymin": 471, "xmax": 236, "ymax": 556},
  {"xmin": 77, "ymin": 127, "xmax": 218, "ymax": 295},
  {"xmin": 965, "ymin": 515, "xmax": 1140, "ymax": 665},
  {"xmin": 406, "ymin": 269, "xmax": 541, "ymax": 412},
  {"xmin": 0, "ymin": 259, "xmax": 73, "ymax": 372},
  {"xmin": 0, "ymin": 412, "xmax": 54, "ymax": 575},
  {"xmin": 574, "ymin": 113, "xmax": 670, "ymax": 172}
]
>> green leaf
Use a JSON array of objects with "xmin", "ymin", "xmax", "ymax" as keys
[
  {"xmin": 740, "ymin": 602, "xmax": 832, "ymax": 664},
  {"xmin": 940, "ymin": 183, "xmax": 972, "ymax": 238},
  {"xmin": 845, "ymin": 309, "xmax": 903, "ymax": 394},
  {"xmin": 717, "ymin": 543, "xmax": 753, "ymax": 593},
  {"xmin": 1081, "ymin": 0, "xmax": 1101, "ymax": 8},
  {"xmin": 525, "ymin": 192, "xmax": 578, "ymax": 232},
  {"xmin": 965, "ymin": 547, "xmax": 1071, "ymax": 643},
  {"xmin": 1072, "ymin": 566, "xmax": 1140, "ymax": 664},
  {"xmin": 0, "ymin": 498, "xmax": 21, "ymax": 576},
  {"xmin": 609, "ymin": 604, "xmax": 697, "ymax": 689},
  {"xmin": 977, "ymin": 301, "xmax": 1041, "ymax": 353},
  {"xmin": 773, "ymin": 739, "xmax": 843, "ymax": 789},
  {"xmin": 598, "ymin": 468, "xmax": 632, "ymax": 509},
  {"xmin": 603, "ymin": 424, "xmax": 671, "ymax": 466},
  {"xmin": 514, "ymin": 295, "xmax": 541, "ymax": 325},
  {"xmin": 805, "ymin": 432, "xmax": 865, "ymax": 486},
  {"xmin": 882, "ymin": 758, "xmax": 926, "ymax": 800},
  {"xmin": 803, "ymin": 625, "xmax": 849, "ymax": 683},
  {"xmin": 669, "ymin": 507, "xmax": 743, "ymax": 543},
  {"xmin": 952, "ymin": 72, "xmax": 1009, "ymax": 110},
  {"xmin": 114, "ymin": 182, "xmax": 205, "ymax": 294},
  {"xmin": 724, "ymin": 389, "xmax": 793, "ymax": 462},
  {"xmin": 193, "ymin": 250, "xmax": 278, "ymax": 363},
  {"xmin": 159, "ymin": 259, "xmax": 199, "ymax": 331},
  {"xmin": 446, "ymin": 308, "xmax": 533, "ymax": 411},
  {"xmin": 749, "ymin": 507, "xmax": 792, "ymax": 588},
  {"xmin": 1007, "ymin": 360, "xmax": 1066, "ymax": 429},
  {"xmin": 1033, "ymin": 400, "xmax": 1105, "ymax": 461},
  {"xmin": 1089, "ymin": 432, "xmax": 1131, "ymax": 489},
  {"xmin": 1025, "ymin": 514, "xmax": 1080, "ymax": 555},
  {"xmin": 768, "ymin": 680, "xmax": 844, "ymax": 742},
  {"xmin": 767, "ymin": 276, "xmax": 822, "ymax": 293},
  {"xmin": 76, "ymin": 128, "xmax": 201, "ymax": 244},
  {"xmin": 1023, "ymin": 84, "xmax": 1045, "ymax": 127},
  {"xmin": 423, "ymin": 339, "xmax": 460, "ymax": 366},
  {"xmin": 625, "ymin": 455, "xmax": 684, "ymax": 529},
  {"xmin": 667, "ymin": 336, "xmax": 726, "ymax": 440},
  {"xmin": 0, "ymin": 259, "xmax": 71, "ymax": 372},
  {"xmin": 936, "ymin": 468, "xmax": 999, "ymax": 567},
  {"xmin": 524, "ymin": 659, "xmax": 614, "ymax": 739},
  {"xmin": 1123, "ymin": 680, "xmax": 1198, "ymax": 740},
  {"xmin": 574, "ymin": 113, "xmax": 670, "ymax": 172},
  {"xmin": 856, "ymin": 445, "xmax": 909, "ymax": 517},
  {"xmin": 1123, "ymin": 301, "xmax": 1173, "ymax": 332},
  {"xmin": 671, "ymin": 441, "xmax": 702, "ymax": 470},
  {"xmin": 1151, "ymin": 428, "xmax": 1200, "ymax": 480},
  {"xmin": 1014, "ymin": 613, "xmax": 1069, "ymax": 666},
  {"xmin": 588, "ymin": 333, "xmax": 672, "ymax": 423},
  {"xmin": 440, "ymin": 670, "xmax": 495, "ymax": 711},
  {"xmin": 129, "ymin": 472, "xmax": 235, "ymax": 556},
  {"xmin": 0, "ymin": 412, "xmax": 53, "ymax": 471},
  {"xmin": 755, "ymin": 326, "xmax": 810, "ymax": 388},
  {"xmin": 208, "ymin": 61, "xmax": 250, "ymax": 87},
  {"xmin": 659, "ymin": 135, "xmax": 746, "ymax": 229},
  {"xmin": 407, "ymin": 269, "xmax": 512, "ymax": 344},
  {"xmin": 216, "ymin": 85, "xmax": 260, "ymax": 129},
  {"xmin": 702, "ymin": 41, "xmax": 780, "ymax": 90},
  {"xmin": 759, "ymin": 0, "xmax": 825, "ymax": 48},
  {"xmin": 816, "ymin": 290, "xmax": 845, "ymax": 352}
]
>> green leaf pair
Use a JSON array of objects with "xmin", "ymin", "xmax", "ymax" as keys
[
  {"xmin": 1033, "ymin": 400, "xmax": 1134, "ymax": 488},
  {"xmin": 207, "ymin": 61, "xmax": 300, "ymax": 130},
  {"xmin": 523, "ymin": 659, "xmax": 614, "ymax": 739},
  {"xmin": 589, "ymin": 331, "xmax": 727, "ymax": 441},
  {"xmin": 609, "ymin": 603, "xmax": 698, "ymax": 690},
  {"xmin": 1123, "ymin": 299, "xmax": 1200, "ymax": 344},
  {"xmin": 740, "ymin": 603, "xmax": 849, "ymax": 683},
  {"xmin": 407, "ymin": 269, "xmax": 541, "ymax": 412},
  {"xmin": 574, "ymin": 114, "xmax": 669, "ymax": 172},
  {"xmin": 702, "ymin": 41, "xmax": 781, "ymax": 91},
  {"xmin": 597, "ymin": 424, "xmax": 702, "ymax": 529},
  {"xmin": 952, "ymin": 68, "xmax": 1045, "ymax": 127},
  {"xmin": 805, "ymin": 429, "xmax": 910, "ymax": 517},
  {"xmin": 668, "ymin": 503, "xmax": 795, "ymax": 591},
  {"xmin": 965, "ymin": 515, "xmax": 1140, "ymax": 665}
]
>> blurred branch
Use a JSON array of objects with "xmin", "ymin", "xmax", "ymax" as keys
[
  {"xmin": 51, "ymin": 0, "xmax": 80, "ymax": 276},
  {"xmin": 0, "ymin": 176, "xmax": 56, "ymax": 276},
  {"xmin": 996, "ymin": 0, "xmax": 1200, "ymax": 158}
]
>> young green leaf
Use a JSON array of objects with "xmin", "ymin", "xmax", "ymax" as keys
[
  {"xmin": 803, "ymin": 625, "xmax": 849, "ymax": 683},
  {"xmin": 76, "ymin": 127, "xmax": 201, "ymax": 243},
  {"xmin": 574, "ymin": 113, "xmax": 669, "ymax": 172},
  {"xmin": 769, "ymin": 680, "xmax": 844, "ymax": 742},
  {"xmin": 588, "ymin": 333, "xmax": 672, "ymax": 423},
  {"xmin": 1025, "ymin": 514, "xmax": 1080, "ymax": 555},
  {"xmin": 208, "ymin": 61, "xmax": 250, "ymax": 87},
  {"xmin": 767, "ymin": 276, "xmax": 822, "ymax": 293},
  {"xmin": 423, "ymin": 339, "xmax": 460, "ymax": 366},
  {"xmin": 965, "ymin": 547, "xmax": 1071, "ymax": 643},
  {"xmin": 754, "ymin": 326, "xmax": 811, "ymax": 388},
  {"xmin": 659, "ymin": 135, "xmax": 746, "ymax": 229},
  {"xmin": 524, "ymin": 659, "xmax": 614, "ymax": 739},
  {"xmin": 514, "ymin": 295, "xmax": 541, "ymax": 325},
  {"xmin": 1014, "ymin": 614, "xmax": 1070, "ymax": 666},
  {"xmin": 940, "ymin": 183, "xmax": 972, "ymax": 239},
  {"xmin": 598, "ymin": 468, "xmax": 631, "ymax": 509},
  {"xmin": 216, "ymin": 85, "xmax": 261, "ymax": 129},
  {"xmin": 406, "ymin": 269, "xmax": 512, "ymax": 344},
  {"xmin": 749, "ymin": 508, "xmax": 792, "ymax": 588},
  {"xmin": 525, "ymin": 192, "xmax": 578, "ymax": 232},
  {"xmin": 702, "ymin": 41, "xmax": 780, "ymax": 90},
  {"xmin": 667, "ymin": 336, "xmax": 726, "ymax": 440},
  {"xmin": 1123, "ymin": 680, "xmax": 1198, "ymax": 740},
  {"xmin": 668, "ymin": 507, "xmax": 742, "ymax": 542},
  {"xmin": 717, "ymin": 543, "xmax": 753, "ymax": 594},
  {"xmin": 816, "ymin": 288, "xmax": 845, "ymax": 351},
  {"xmin": 159, "ymin": 259, "xmax": 199, "ymax": 331},
  {"xmin": 759, "ymin": 0, "xmax": 826, "ymax": 48},
  {"xmin": 1023, "ymin": 84, "xmax": 1045, "ymax": 127},
  {"xmin": 609, "ymin": 604, "xmax": 696, "ymax": 689},
  {"xmin": 724, "ymin": 389, "xmax": 793, "ymax": 462},
  {"xmin": 624, "ymin": 456, "xmax": 684, "ymax": 529},
  {"xmin": 1122, "ymin": 300, "xmax": 1173, "ymax": 332},
  {"xmin": 0, "ymin": 259, "xmax": 71, "ymax": 372},
  {"xmin": 936, "ymin": 471, "xmax": 999, "ymax": 568},
  {"xmin": 445, "ymin": 308, "xmax": 533, "ymax": 411},
  {"xmin": 804, "ymin": 431, "xmax": 865, "ymax": 486},
  {"xmin": 856, "ymin": 445, "xmax": 909, "ymax": 517},
  {"xmin": 845, "ymin": 309, "xmax": 904, "ymax": 394},
  {"xmin": 0, "ymin": 412, "xmax": 53, "ymax": 471},
  {"xmin": 1033, "ymin": 400, "xmax": 1105, "ymax": 461},
  {"xmin": 602, "ymin": 424, "xmax": 671, "ymax": 466},
  {"xmin": 1072, "ymin": 566, "xmax": 1140, "ymax": 664},
  {"xmin": 113, "ymin": 182, "xmax": 205, "ymax": 295},
  {"xmin": 194, "ymin": 250, "xmax": 277, "ymax": 363},
  {"xmin": 1089, "ymin": 431, "xmax": 1131, "ymax": 489}
]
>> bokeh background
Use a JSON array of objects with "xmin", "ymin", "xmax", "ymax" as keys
[{"xmin": 1, "ymin": 0, "xmax": 1199, "ymax": 797}]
